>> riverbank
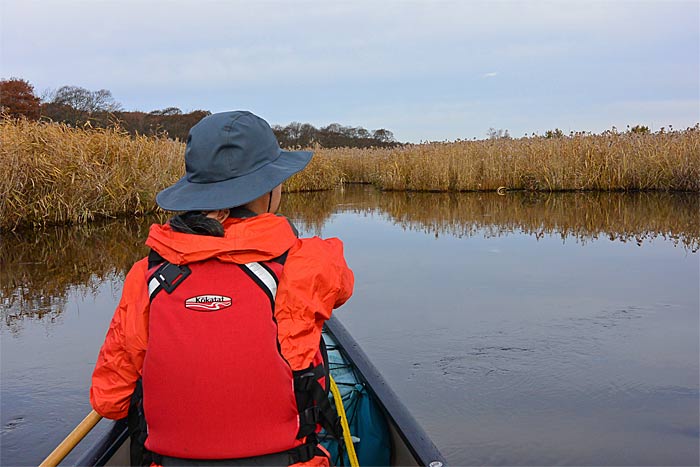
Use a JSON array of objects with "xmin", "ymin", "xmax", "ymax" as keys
[
  {"xmin": 0, "ymin": 118, "xmax": 340, "ymax": 230},
  {"xmin": 2, "ymin": 118, "xmax": 698, "ymax": 230},
  {"xmin": 330, "ymin": 125, "xmax": 700, "ymax": 192}
]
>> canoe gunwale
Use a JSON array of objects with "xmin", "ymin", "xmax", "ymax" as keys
[
  {"xmin": 325, "ymin": 316, "xmax": 447, "ymax": 467},
  {"xmin": 74, "ymin": 418, "xmax": 128, "ymax": 466}
]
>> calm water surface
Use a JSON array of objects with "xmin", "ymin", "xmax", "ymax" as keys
[{"xmin": 2, "ymin": 188, "xmax": 698, "ymax": 466}]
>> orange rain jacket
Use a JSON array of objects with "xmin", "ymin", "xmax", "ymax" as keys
[{"xmin": 90, "ymin": 213, "xmax": 354, "ymax": 421}]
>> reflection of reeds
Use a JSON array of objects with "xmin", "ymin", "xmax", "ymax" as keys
[
  {"xmin": 2, "ymin": 188, "xmax": 698, "ymax": 333},
  {"xmin": 0, "ymin": 216, "xmax": 160, "ymax": 333},
  {"xmin": 280, "ymin": 189, "xmax": 345, "ymax": 236},
  {"xmin": 283, "ymin": 187, "xmax": 700, "ymax": 251},
  {"xmin": 380, "ymin": 191, "xmax": 700, "ymax": 251}
]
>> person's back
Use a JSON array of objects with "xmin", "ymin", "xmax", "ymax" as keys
[{"xmin": 90, "ymin": 111, "xmax": 353, "ymax": 466}]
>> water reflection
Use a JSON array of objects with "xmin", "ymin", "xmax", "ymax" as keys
[
  {"xmin": 1, "ymin": 217, "xmax": 158, "ymax": 333},
  {"xmin": 283, "ymin": 186, "xmax": 700, "ymax": 250},
  {"xmin": 2, "ymin": 187, "xmax": 698, "ymax": 332}
]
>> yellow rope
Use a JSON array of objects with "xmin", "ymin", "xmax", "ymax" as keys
[{"xmin": 329, "ymin": 375, "xmax": 360, "ymax": 467}]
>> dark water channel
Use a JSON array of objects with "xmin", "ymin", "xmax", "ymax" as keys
[{"xmin": 2, "ymin": 187, "xmax": 699, "ymax": 466}]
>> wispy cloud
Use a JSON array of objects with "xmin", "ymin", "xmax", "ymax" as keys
[{"xmin": 483, "ymin": 72, "xmax": 499, "ymax": 78}]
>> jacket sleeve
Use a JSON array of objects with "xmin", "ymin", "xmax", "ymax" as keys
[
  {"xmin": 275, "ymin": 237, "xmax": 354, "ymax": 370},
  {"xmin": 90, "ymin": 258, "xmax": 150, "ymax": 419},
  {"xmin": 314, "ymin": 237, "xmax": 353, "ymax": 317}
]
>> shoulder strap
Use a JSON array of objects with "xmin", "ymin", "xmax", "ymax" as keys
[
  {"xmin": 238, "ymin": 250, "xmax": 290, "ymax": 310},
  {"xmin": 146, "ymin": 250, "xmax": 192, "ymax": 302},
  {"xmin": 148, "ymin": 249, "xmax": 165, "ymax": 269}
]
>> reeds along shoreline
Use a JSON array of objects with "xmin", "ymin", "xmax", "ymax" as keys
[
  {"xmin": 1, "ymin": 118, "xmax": 183, "ymax": 230},
  {"xmin": 318, "ymin": 125, "xmax": 700, "ymax": 192},
  {"xmin": 1, "ymin": 117, "xmax": 699, "ymax": 230}
]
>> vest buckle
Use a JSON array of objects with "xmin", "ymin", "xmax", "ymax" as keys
[{"xmin": 155, "ymin": 262, "xmax": 192, "ymax": 293}]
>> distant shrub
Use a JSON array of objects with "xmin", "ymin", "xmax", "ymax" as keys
[
  {"xmin": 545, "ymin": 128, "xmax": 564, "ymax": 139},
  {"xmin": 629, "ymin": 124, "xmax": 651, "ymax": 135}
]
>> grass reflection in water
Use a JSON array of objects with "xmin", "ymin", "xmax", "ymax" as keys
[
  {"xmin": 1, "ymin": 216, "xmax": 160, "ymax": 333},
  {"xmin": 284, "ymin": 186, "xmax": 699, "ymax": 251},
  {"xmin": 2, "ymin": 187, "xmax": 698, "ymax": 331}
]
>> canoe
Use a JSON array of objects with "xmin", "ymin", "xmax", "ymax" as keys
[{"xmin": 74, "ymin": 316, "xmax": 447, "ymax": 466}]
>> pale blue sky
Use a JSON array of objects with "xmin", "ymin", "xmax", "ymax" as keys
[{"xmin": 1, "ymin": 0, "xmax": 698, "ymax": 142}]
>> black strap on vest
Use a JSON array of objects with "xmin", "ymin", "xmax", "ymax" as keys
[
  {"xmin": 286, "ymin": 438, "xmax": 328, "ymax": 465},
  {"xmin": 150, "ymin": 439, "xmax": 326, "ymax": 466},
  {"xmin": 147, "ymin": 250, "xmax": 191, "ymax": 301},
  {"xmin": 295, "ymin": 364, "xmax": 337, "ymax": 438},
  {"xmin": 292, "ymin": 337, "xmax": 344, "ymax": 466},
  {"xmin": 237, "ymin": 261, "xmax": 279, "ymax": 310},
  {"xmin": 127, "ymin": 379, "xmax": 152, "ymax": 466}
]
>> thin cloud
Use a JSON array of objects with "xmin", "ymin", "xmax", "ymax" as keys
[{"xmin": 483, "ymin": 72, "xmax": 499, "ymax": 78}]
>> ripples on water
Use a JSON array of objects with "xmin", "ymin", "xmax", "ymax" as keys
[{"xmin": 1, "ymin": 188, "xmax": 698, "ymax": 466}]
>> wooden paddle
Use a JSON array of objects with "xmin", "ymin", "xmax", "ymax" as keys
[{"xmin": 39, "ymin": 410, "xmax": 103, "ymax": 467}]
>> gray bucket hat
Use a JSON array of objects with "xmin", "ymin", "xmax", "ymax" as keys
[{"xmin": 156, "ymin": 111, "xmax": 313, "ymax": 211}]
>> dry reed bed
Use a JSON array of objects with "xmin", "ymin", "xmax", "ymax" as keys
[
  {"xmin": 0, "ymin": 119, "xmax": 342, "ymax": 230},
  {"xmin": 2, "ymin": 118, "xmax": 699, "ymax": 230},
  {"xmin": 1, "ymin": 119, "xmax": 183, "ymax": 230},
  {"xmin": 317, "ymin": 127, "xmax": 700, "ymax": 192}
]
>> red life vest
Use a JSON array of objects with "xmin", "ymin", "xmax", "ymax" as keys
[{"xmin": 142, "ymin": 254, "xmax": 306, "ymax": 459}]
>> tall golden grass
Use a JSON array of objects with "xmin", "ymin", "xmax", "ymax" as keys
[
  {"xmin": 1, "ymin": 118, "xmax": 183, "ymax": 230},
  {"xmin": 2, "ymin": 117, "xmax": 698, "ymax": 230},
  {"xmin": 0, "ymin": 119, "xmax": 343, "ymax": 230},
  {"xmin": 283, "ymin": 144, "xmax": 343, "ymax": 192},
  {"xmin": 316, "ymin": 126, "xmax": 700, "ymax": 192}
]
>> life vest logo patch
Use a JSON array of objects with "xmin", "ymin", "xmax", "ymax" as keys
[{"xmin": 184, "ymin": 295, "xmax": 232, "ymax": 312}]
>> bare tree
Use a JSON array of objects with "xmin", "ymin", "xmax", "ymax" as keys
[
  {"xmin": 487, "ymin": 128, "xmax": 511, "ymax": 140},
  {"xmin": 42, "ymin": 85, "xmax": 122, "ymax": 125}
]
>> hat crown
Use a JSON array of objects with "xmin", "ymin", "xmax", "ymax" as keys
[
  {"xmin": 155, "ymin": 110, "xmax": 312, "ymax": 212},
  {"xmin": 185, "ymin": 111, "xmax": 280, "ymax": 184}
]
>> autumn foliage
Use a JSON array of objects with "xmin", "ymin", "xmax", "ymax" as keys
[{"xmin": 0, "ymin": 78, "xmax": 41, "ymax": 120}]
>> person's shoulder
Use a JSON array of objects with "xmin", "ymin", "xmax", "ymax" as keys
[
  {"xmin": 123, "ymin": 257, "xmax": 150, "ymax": 284},
  {"xmin": 278, "ymin": 215, "xmax": 299, "ymax": 237},
  {"xmin": 295, "ymin": 236, "xmax": 345, "ymax": 252},
  {"xmin": 289, "ymin": 236, "xmax": 347, "ymax": 268}
]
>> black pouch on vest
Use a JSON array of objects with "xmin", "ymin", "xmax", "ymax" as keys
[{"xmin": 128, "ymin": 378, "xmax": 152, "ymax": 466}]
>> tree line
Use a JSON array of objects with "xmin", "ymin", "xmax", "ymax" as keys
[
  {"xmin": 272, "ymin": 122, "xmax": 396, "ymax": 148},
  {"xmin": 0, "ymin": 78, "xmax": 399, "ymax": 147}
]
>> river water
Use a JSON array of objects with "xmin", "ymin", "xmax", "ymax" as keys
[{"xmin": 1, "ymin": 187, "xmax": 698, "ymax": 466}]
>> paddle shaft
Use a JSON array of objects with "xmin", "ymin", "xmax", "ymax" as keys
[{"xmin": 39, "ymin": 410, "xmax": 103, "ymax": 467}]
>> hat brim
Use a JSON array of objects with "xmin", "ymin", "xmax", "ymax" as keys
[{"xmin": 156, "ymin": 149, "xmax": 313, "ymax": 211}]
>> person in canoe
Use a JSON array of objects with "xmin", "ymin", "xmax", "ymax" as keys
[{"xmin": 90, "ymin": 111, "xmax": 354, "ymax": 466}]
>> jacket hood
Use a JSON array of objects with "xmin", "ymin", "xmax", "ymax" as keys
[{"xmin": 145, "ymin": 214, "xmax": 299, "ymax": 265}]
